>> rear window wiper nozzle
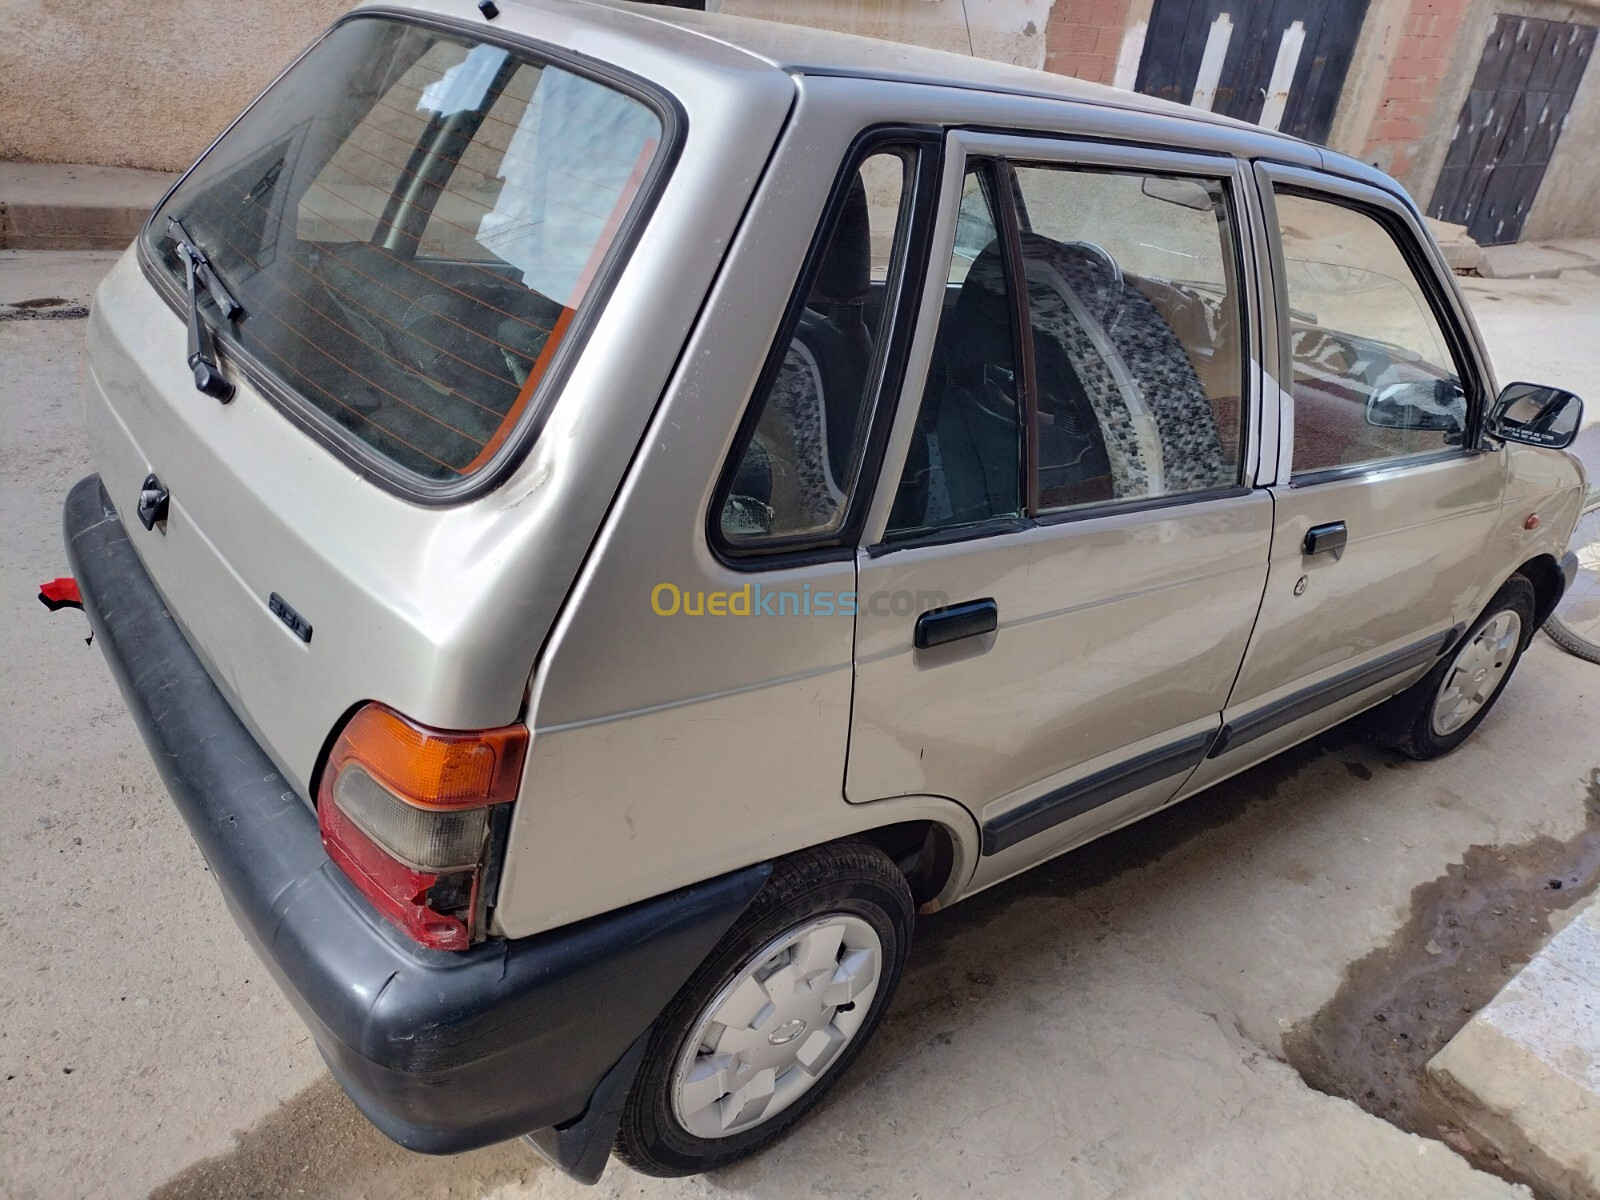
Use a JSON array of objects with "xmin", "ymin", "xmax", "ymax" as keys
[{"xmin": 167, "ymin": 216, "xmax": 243, "ymax": 402}]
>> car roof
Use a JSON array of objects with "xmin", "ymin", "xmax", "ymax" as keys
[
  {"xmin": 587, "ymin": 0, "xmax": 1301, "ymax": 141},
  {"xmin": 359, "ymin": 0, "xmax": 1386, "ymax": 187}
]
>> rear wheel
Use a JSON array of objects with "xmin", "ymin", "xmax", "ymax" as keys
[
  {"xmin": 614, "ymin": 840, "xmax": 913, "ymax": 1177},
  {"xmin": 1382, "ymin": 575, "xmax": 1535, "ymax": 760}
]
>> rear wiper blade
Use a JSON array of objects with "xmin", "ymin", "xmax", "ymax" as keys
[{"xmin": 167, "ymin": 216, "xmax": 242, "ymax": 402}]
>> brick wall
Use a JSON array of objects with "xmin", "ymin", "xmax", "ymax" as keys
[
  {"xmin": 1360, "ymin": 0, "xmax": 1472, "ymax": 185},
  {"xmin": 1044, "ymin": 0, "xmax": 1136, "ymax": 85}
]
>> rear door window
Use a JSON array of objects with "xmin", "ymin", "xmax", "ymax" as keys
[
  {"xmin": 886, "ymin": 159, "xmax": 1246, "ymax": 539},
  {"xmin": 145, "ymin": 17, "xmax": 668, "ymax": 487},
  {"xmin": 1013, "ymin": 165, "xmax": 1242, "ymax": 511}
]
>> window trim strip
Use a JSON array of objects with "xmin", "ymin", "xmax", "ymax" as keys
[
  {"xmin": 1210, "ymin": 628, "xmax": 1454, "ymax": 757},
  {"xmin": 982, "ymin": 728, "xmax": 1216, "ymax": 855}
]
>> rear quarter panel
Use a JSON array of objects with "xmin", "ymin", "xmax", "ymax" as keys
[{"xmin": 81, "ymin": 8, "xmax": 796, "ymax": 798}]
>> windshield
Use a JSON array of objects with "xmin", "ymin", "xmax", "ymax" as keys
[{"xmin": 145, "ymin": 16, "xmax": 665, "ymax": 484}]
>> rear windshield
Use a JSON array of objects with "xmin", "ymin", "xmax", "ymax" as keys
[{"xmin": 145, "ymin": 16, "xmax": 665, "ymax": 484}]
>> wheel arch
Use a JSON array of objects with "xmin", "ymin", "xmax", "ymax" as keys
[
  {"xmin": 830, "ymin": 798, "xmax": 980, "ymax": 914},
  {"xmin": 1512, "ymin": 553, "xmax": 1565, "ymax": 628}
]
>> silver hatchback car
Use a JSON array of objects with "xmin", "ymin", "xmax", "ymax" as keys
[{"xmin": 63, "ymin": 0, "xmax": 1587, "ymax": 1182}]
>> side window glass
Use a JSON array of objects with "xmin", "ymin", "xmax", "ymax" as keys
[
  {"xmin": 886, "ymin": 169, "xmax": 1024, "ymax": 537},
  {"xmin": 1012, "ymin": 166, "xmax": 1243, "ymax": 510},
  {"xmin": 718, "ymin": 150, "xmax": 911, "ymax": 546},
  {"xmin": 1275, "ymin": 191, "xmax": 1468, "ymax": 477}
]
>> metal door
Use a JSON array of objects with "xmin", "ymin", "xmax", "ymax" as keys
[
  {"xmin": 1428, "ymin": 16, "xmax": 1597, "ymax": 246},
  {"xmin": 1135, "ymin": 0, "xmax": 1370, "ymax": 143},
  {"xmin": 848, "ymin": 133, "xmax": 1273, "ymax": 894},
  {"xmin": 1179, "ymin": 163, "xmax": 1507, "ymax": 800}
]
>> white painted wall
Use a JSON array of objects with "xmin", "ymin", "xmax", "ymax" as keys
[{"xmin": 708, "ymin": 0, "xmax": 1053, "ymax": 69}]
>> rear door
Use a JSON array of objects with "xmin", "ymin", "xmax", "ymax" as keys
[
  {"xmin": 1183, "ymin": 165, "xmax": 1505, "ymax": 793},
  {"xmin": 848, "ymin": 133, "xmax": 1273, "ymax": 892}
]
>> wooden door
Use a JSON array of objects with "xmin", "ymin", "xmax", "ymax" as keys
[{"xmin": 1134, "ymin": 0, "xmax": 1370, "ymax": 144}]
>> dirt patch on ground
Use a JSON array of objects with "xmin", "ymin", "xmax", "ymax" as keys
[
  {"xmin": 151, "ymin": 1074, "xmax": 541, "ymax": 1200},
  {"xmin": 1284, "ymin": 766, "xmax": 1600, "ymax": 1194}
]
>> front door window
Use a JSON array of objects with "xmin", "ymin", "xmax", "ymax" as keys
[{"xmin": 1275, "ymin": 191, "xmax": 1469, "ymax": 477}]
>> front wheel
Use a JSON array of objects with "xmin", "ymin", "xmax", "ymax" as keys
[
  {"xmin": 1384, "ymin": 574, "xmax": 1535, "ymax": 760},
  {"xmin": 614, "ymin": 840, "xmax": 913, "ymax": 1177}
]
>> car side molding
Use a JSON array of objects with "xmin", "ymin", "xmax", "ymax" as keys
[
  {"xmin": 1209, "ymin": 629, "xmax": 1458, "ymax": 758},
  {"xmin": 981, "ymin": 729, "xmax": 1216, "ymax": 855}
]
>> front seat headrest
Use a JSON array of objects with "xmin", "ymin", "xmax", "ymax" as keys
[{"xmin": 810, "ymin": 174, "xmax": 872, "ymax": 309}]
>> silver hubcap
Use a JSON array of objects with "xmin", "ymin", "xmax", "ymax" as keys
[
  {"xmin": 670, "ymin": 914, "xmax": 882, "ymax": 1139},
  {"xmin": 1432, "ymin": 611, "xmax": 1521, "ymax": 736}
]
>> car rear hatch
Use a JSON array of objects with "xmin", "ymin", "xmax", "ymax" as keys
[{"xmin": 79, "ymin": 8, "xmax": 713, "ymax": 798}]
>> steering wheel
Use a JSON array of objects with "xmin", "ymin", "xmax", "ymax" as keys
[{"xmin": 1063, "ymin": 240, "xmax": 1125, "ymax": 327}]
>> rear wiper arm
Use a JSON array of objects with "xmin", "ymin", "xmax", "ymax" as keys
[{"xmin": 167, "ymin": 216, "xmax": 242, "ymax": 402}]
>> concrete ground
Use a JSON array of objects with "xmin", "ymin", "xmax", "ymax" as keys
[{"xmin": 3, "ymin": 250, "xmax": 1599, "ymax": 1200}]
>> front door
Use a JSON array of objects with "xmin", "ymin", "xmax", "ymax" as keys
[
  {"xmin": 848, "ymin": 134, "xmax": 1272, "ymax": 891},
  {"xmin": 1184, "ymin": 166, "xmax": 1506, "ymax": 793}
]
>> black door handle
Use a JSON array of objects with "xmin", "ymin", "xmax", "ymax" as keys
[
  {"xmin": 1304, "ymin": 521, "xmax": 1347, "ymax": 557},
  {"xmin": 914, "ymin": 598, "xmax": 998, "ymax": 649}
]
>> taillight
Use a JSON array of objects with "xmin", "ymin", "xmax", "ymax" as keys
[{"xmin": 317, "ymin": 703, "xmax": 527, "ymax": 951}]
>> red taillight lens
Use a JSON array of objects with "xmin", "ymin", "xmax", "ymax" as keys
[{"xmin": 317, "ymin": 704, "xmax": 527, "ymax": 951}]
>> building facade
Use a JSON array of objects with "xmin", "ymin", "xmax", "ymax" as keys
[
  {"xmin": 1, "ymin": 0, "xmax": 1595, "ymax": 244},
  {"xmin": 719, "ymin": 0, "xmax": 1600, "ymax": 245}
]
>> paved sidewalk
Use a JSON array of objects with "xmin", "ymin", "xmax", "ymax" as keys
[
  {"xmin": 0, "ymin": 162, "xmax": 176, "ymax": 249},
  {"xmin": 1478, "ymin": 238, "xmax": 1600, "ymax": 280}
]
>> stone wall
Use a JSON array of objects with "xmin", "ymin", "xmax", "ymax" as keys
[{"xmin": 0, "ymin": 0, "xmax": 346, "ymax": 171}]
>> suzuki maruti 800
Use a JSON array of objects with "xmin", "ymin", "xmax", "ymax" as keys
[{"xmin": 63, "ymin": 0, "xmax": 1586, "ymax": 1181}]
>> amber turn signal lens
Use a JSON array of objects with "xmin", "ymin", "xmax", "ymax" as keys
[{"xmin": 327, "ymin": 703, "xmax": 527, "ymax": 811}]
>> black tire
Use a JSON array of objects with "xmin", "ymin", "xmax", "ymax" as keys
[
  {"xmin": 1377, "ymin": 574, "xmax": 1536, "ymax": 760},
  {"xmin": 614, "ymin": 840, "xmax": 913, "ymax": 1178},
  {"xmin": 1545, "ymin": 614, "xmax": 1600, "ymax": 664},
  {"xmin": 1543, "ymin": 496, "xmax": 1600, "ymax": 664}
]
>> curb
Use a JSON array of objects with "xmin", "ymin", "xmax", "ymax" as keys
[
  {"xmin": 1427, "ymin": 892, "xmax": 1600, "ymax": 1199},
  {"xmin": 1, "ymin": 163, "xmax": 177, "ymax": 250}
]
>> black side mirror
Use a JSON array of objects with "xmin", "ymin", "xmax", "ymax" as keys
[{"xmin": 1487, "ymin": 382, "xmax": 1585, "ymax": 449}]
